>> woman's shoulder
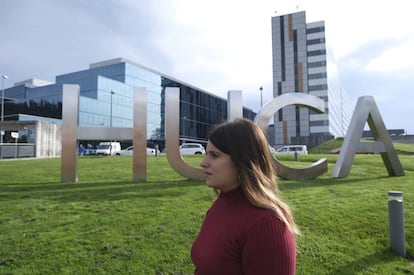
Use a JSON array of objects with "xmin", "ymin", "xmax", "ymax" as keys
[{"xmin": 245, "ymin": 206, "xmax": 287, "ymax": 231}]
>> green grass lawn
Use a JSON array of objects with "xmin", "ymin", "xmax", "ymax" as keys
[{"xmin": 0, "ymin": 145, "xmax": 413, "ymax": 274}]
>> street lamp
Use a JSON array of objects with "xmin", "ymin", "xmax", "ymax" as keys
[
  {"xmin": 183, "ymin": 116, "xmax": 187, "ymax": 138},
  {"xmin": 1, "ymin": 74, "xmax": 8, "ymax": 122},
  {"xmin": 110, "ymin": 90, "xmax": 114, "ymax": 127},
  {"xmin": 1, "ymin": 75, "xmax": 8, "ymax": 149},
  {"xmin": 259, "ymin": 86, "xmax": 263, "ymax": 107}
]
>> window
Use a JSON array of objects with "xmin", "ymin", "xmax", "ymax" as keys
[
  {"xmin": 308, "ymin": 61, "xmax": 326, "ymax": 68},
  {"xmin": 307, "ymin": 38, "xmax": 325, "ymax": 45},
  {"xmin": 308, "ymin": 49, "xmax": 326, "ymax": 56},
  {"xmin": 308, "ymin": 73, "xmax": 327, "ymax": 79},
  {"xmin": 307, "ymin": 26, "xmax": 325, "ymax": 34},
  {"xmin": 309, "ymin": 84, "xmax": 328, "ymax": 91}
]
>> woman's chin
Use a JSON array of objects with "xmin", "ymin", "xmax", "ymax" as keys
[{"xmin": 205, "ymin": 181, "xmax": 216, "ymax": 189}]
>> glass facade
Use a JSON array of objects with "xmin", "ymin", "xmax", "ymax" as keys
[
  {"xmin": 2, "ymin": 58, "xmax": 256, "ymax": 149},
  {"xmin": 2, "ymin": 82, "xmax": 63, "ymax": 121}
]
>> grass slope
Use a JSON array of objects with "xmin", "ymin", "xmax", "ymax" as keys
[{"xmin": 0, "ymin": 148, "xmax": 413, "ymax": 274}]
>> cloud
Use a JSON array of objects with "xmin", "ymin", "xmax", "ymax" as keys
[{"xmin": 365, "ymin": 38, "xmax": 414, "ymax": 73}]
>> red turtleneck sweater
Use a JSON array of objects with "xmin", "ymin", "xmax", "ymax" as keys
[{"xmin": 191, "ymin": 187, "xmax": 296, "ymax": 275}]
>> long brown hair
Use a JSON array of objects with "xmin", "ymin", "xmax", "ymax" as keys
[{"xmin": 208, "ymin": 118, "xmax": 300, "ymax": 235}]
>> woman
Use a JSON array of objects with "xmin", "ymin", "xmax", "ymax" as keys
[{"xmin": 191, "ymin": 118, "xmax": 299, "ymax": 275}]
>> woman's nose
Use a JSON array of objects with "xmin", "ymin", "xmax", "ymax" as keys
[{"xmin": 200, "ymin": 157, "xmax": 208, "ymax": 168}]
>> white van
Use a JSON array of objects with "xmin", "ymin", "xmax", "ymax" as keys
[
  {"xmin": 275, "ymin": 145, "xmax": 308, "ymax": 155},
  {"xmin": 95, "ymin": 141, "xmax": 121, "ymax": 156}
]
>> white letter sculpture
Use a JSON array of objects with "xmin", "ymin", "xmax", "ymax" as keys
[
  {"xmin": 332, "ymin": 96, "xmax": 404, "ymax": 178},
  {"xmin": 255, "ymin": 93, "xmax": 328, "ymax": 180},
  {"xmin": 61, "ymin": 84, "xmax": 147, "ymax": 182},
  {"xmin": 61, "ymin": 86, "xmax": 404, "ymax": 182}
]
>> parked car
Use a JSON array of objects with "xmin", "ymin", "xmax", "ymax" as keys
[
  {"xmin": 275, "ymin": 145, "xmax": 308, "ymax": 155},
  {"xmin": 95, "ymin": 141, "xmax": 121, "ymax": 156},
  {"xmin": 179, "ymin": 143, "xmax": 206, "ymax": 155},
  {"xmin": 269, "ymin": 145, "xmax": 276, "ymax": 154},
  {"xmin": 116, "ymin": 146, "xmax": 160, "ymax": 156}
]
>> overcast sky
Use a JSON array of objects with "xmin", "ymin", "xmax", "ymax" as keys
[{"xmin": 1, "ymin": 0, "xmax": 413, "ymax": 134}]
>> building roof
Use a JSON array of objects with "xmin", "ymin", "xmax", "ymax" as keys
[
  {"xmin": 89, "ymin": 57, "xmax": 239, "ymax": 104},
  {"xmin": 14, "ymin": 78, "xmax": 54, "ymax": 87}
]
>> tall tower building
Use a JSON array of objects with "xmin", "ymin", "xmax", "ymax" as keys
[{"xmin": 271, "ymin": 11, "xmax": 352, "ymax": 147}]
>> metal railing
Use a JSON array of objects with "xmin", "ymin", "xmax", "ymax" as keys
[{"xmin": 0, "ymin": 143, "xmax": 36, "ymax": 159}]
